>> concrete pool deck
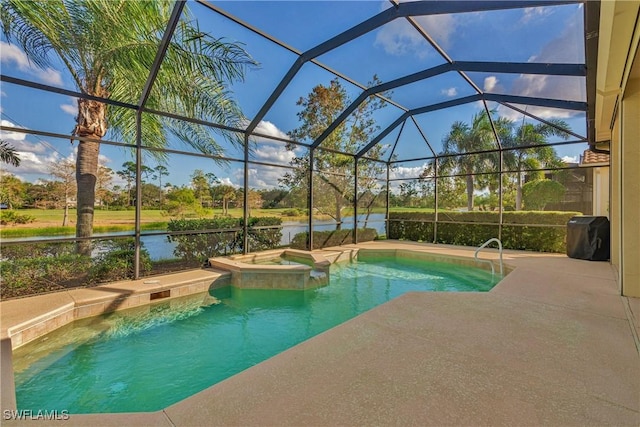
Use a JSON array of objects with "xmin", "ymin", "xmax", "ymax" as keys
[{"xmin": 1, "ymin": 241, "xmax": 639, "ymax": 426}]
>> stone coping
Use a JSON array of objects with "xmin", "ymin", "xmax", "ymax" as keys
[
  {"xmin": 225, "ymin": 248, "xmax": 332, "ymax": 267},
  {"xmin": 1, "ymin": 268, "xmax": 231, "ymax": 346},
  {"xmin": 209, "ymin": 248, "xmax": 341, "ymax": 290},
  {"xmin": 4, "ymin": 241, "xmax": 633, "ymax": 426}
]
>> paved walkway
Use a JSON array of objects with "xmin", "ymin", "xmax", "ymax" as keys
[{"xmin": 3, "ymin": 242, "xmax": 639, "ymax": 426}]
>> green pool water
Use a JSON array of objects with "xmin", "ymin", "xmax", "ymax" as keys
[{"xmin": 13, "ymin": 255, "xmax": 500, "ymax": 414}]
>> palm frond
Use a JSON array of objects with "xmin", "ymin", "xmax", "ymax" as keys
[
  {"xmin": 0, "ymin": 140, "xmax": 21, "ymax": 167},
  {"xmin": 3, "ymin": 0, "xmax": 255, "ymax": 159}
]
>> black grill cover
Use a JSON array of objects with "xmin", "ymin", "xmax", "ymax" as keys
[{"xmin": 566, "ymin": 216, "xmax": 610, "ymax": 261}]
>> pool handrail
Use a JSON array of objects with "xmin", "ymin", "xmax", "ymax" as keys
[{"xmin": 474, "ymin": 238, "xmax": 503, "ymax": 276}]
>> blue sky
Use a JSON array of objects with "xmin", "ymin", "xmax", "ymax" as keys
[{"xmin": 0, "ymin": 1, "xmax": 589, "ymax": 191}]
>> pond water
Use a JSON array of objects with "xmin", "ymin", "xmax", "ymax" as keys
[{"xmin": 4, "ymin": 214, "xmax": 387, "ymax": 261}]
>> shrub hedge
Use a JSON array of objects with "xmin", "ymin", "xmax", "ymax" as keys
[
  {"xmin": 167, "ymin": 216, "xmax": 283, "ymax": 262},
  {"xmin": 290, "ymin": 228, "xmax": 378, "ymax": 250},
  {"xmin": 388, "ymin": 211, "xmax": 581, "ymax": 253},
  {"xmin": 0, "ymin": 238, "xmax": 151, "ymax": 299},
  {"xmin": 0, "ymin": 210, "xmax": 35, "ymax": 225},
  {"xmin": 88, "ymin": 239, "xmax": 152, "ymax": 282}
]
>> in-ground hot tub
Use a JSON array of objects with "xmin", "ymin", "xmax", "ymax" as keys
[{"xmin": 208, "ymin": 248, "xmax": 336, "ymax": 290}]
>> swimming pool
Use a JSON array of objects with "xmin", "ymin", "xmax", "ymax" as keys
[{"xmin": 13, "ymin": 255, "xmax": 500, "ymax": 414}]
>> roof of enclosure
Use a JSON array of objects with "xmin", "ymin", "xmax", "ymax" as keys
[
  {"xmin": 203, "ymin": 0, "xmax": 598, "ymax": 163},
  {"xmin": 2, "ymin": 0, "xmax": 600, "ymax": 166}
]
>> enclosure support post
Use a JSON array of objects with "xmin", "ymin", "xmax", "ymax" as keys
[
  {"xmin": 134, "ymin": 110, "xmax": 142, "ymax": 279},
  {"xmin": 353, "ymin": 158, "xmax": 359, "ymax": 244},
  {"xmin": 386, "ymin": 163, "xmax": 390, "ymax": 239},
  {"xmin": 498, "ymin": 150, "xmax": 504, "ymax": 240},
  {"xmin": 484, "ymin": 100, "xmax": 503, "ymax": 241},
  {"xmin": 308, "ymin": 149, "xmax": 314, "ymax": 251},
  {"xmin": 243, "ymin": 134, "xmax": 249, "ymax": 255},
  {"xmin": 433, "ymin": 157, "xmax": 439, "ymax": 244}
]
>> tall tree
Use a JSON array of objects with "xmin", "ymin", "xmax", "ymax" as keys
[
  {"xmin": 117, "ymin": 161, "xmax": 137, "ymax": 207},
  {"xmin": 441, "ymin": 111, "xmax": 497, "ymax": 211},
  {"xmin": 1, "ymin": 0, "xmax": 255, "ymax": 254},
  {"xmin": 152, "ymin": 164, "xmax": 169, "ymax": 206},
  {"xmin": 211, "ymin": 184, "xmax": 237, "ymax": 216},
  {"xmin": 281, "ymin": 76, "xmax": 388, "ymax": 230},
  {"xmin": 0, "ymin": 172, "xmax": 26, "ymax": 209},
  {"xmin": 190, "ymin": 169, "xmax": 216, "ymax": 208},
  {"xmin": 189, "ymin": 169, "xmax": 218, "ymax": 208},
  {"xmin": 165, "ymin": 186, "xmax": 198, "ymax": 217},
  {"xmin": 501, "ymin": 119, "xmax": 570, "ymax": 210},
  {"xmin": 48, "ymin": 158, "xmax": 76, "ymax": 226},
  {"xmin": 95, "ymin": 165, "xmax": 114, "ymax": 209}
]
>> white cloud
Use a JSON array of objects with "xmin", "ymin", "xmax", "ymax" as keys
[
  {"xmin": 415, "ymin": 14, "xmax": 457, "ymax": 48},
  {"xmin": 0, "ymin": 41, "xmax": 63, "ymax": 86},
  {"xmin": 237, "ymin": 161, "xmax": 294, "ymax": 190},
  {"xmin": 387, "ymin": 164, "xmax": 432, "ymax": 193},
  {"xmin": 506, "ymin": 11, "xmax": 585, "ymax": 120},
  {"xmin": 252, "ymin": 144, "xmax": 296, "ymax": 165},
  {"xmin": 520, "ymin": 7, "xmax": 553, "ymax": 24},
  {"xmin": 0, "ymin": 143, "xmax": 62, "ymax": 178},
  {"xmin": 389, "ymin": 164, "xmax": 429, "ymax": 181},
  {"xmin": 9, "ymin": 151, "xmax": 61, "ymax": 175},
  {"xmin": 483, "ymin": 76, "xmax": 502, "ymax": 92},
  {"xmin": 246, "ymin": 119, "xmax": 294, "ymax": 155},
  {"xmin": 375, "ymin": 19, "xmax": 427, "ymax": 57},
  {"xmin": 252, "ymin": 120, "xmax": 289, "ymax": 141},
  {"xmin": 441, "ymin": 87, "xmax": 457, "ymax": 97},
  {"xmin": 60, "ymin": 102, "xmax": 78, "ymax": 116},
  {"xmin": 496, "ymin": 103, "xmax": 577, "ymax": 122},
  {"xmin": 0, "ymin": 119, "xmax": 27, "ymax": 141},
  {"xmin": 217, "ymin": 177, "xmax": 238, "ymax": 188},
  {"xmin": 0, "ymin": 119, "xmax": 76, "ymax": 179},
  {"xmin": 562, "ymin": 155, "xmax": 578, "ymax": 164},
  {"xmin": 0, "ymin": 120, "xmax": 51, "ymax": 154},
  {"xmin": 374, "ymin": 12, "xmax": 457, "ymax": 58},
  {"xmin": 237, "ymin": 166, "xmax": 277, "ymax": 190},
  {"xmin": 246, "ymin": 120, "xmax": 300, "ymax": 168}
]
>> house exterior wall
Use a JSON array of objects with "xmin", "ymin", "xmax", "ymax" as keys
[
  {"xmin": 593, "ymin": 167, "xmax": 609, "ymax": 218},
  {"xmin": 620, "ymin": 72, "xmax": 640, "ymax": 297},
  {"xmin": 596, "ymin": 0, "xmax": 640, "ymax": 297}
]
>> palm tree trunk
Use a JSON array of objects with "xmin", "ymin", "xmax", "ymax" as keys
[
  {"xmin": 74, "ymin": 97, "xmax": 107, "ymax": 256},
  {"xmin": 516, "ymin": 171, "xmax": 523, "ymax": 211},
  {"xmin": 466, "ymin": 174, "xmax": 474, "ymax": 211},
  {"xmin": 76, "ymin": 139, "xmax": 99, "ymax": 255}
]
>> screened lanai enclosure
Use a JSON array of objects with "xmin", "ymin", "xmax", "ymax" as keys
[{"xmin": 0, "ymin": 0, "xmax": 605, "ymax": 297}]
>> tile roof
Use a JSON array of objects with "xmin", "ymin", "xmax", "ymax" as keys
[{"xmin": 581, "ymin": 149, "xmax": 610, "ymax": 165}]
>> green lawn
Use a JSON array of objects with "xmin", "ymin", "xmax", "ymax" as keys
[
  {"xmin": 1, "ymin": 206, "xmax": 406, "ymax": 238},
  {"xmin": 1, "ymin": 208, "xmax": 312, "ymax": 238}
]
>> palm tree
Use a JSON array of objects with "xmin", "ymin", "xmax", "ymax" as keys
[
  {"xmin": 0, "ymin": 140, "xmax": 20, "ymax": 167},
  {"xmin": 117, "ymin": 161, "xmax": 137, "ymax": 207},
  {"xmin": 441, "ymin": 111, "xmax": 497, "ymax": 211},
  {"xmin": 502, "ymin": 119, "xmax": 570, "ymax": 210},
  {"xmin": 152, "ymin": 164, "xmax": 169, "ymax": 206},
  {"xmin": 1, "ymin": 0, "xmax": 255, "ymax": 254}
]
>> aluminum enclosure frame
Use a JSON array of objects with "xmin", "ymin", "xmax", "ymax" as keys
[{"xmin": 0, "ymin": 0, "xmax": 601, "ymax": 278}]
